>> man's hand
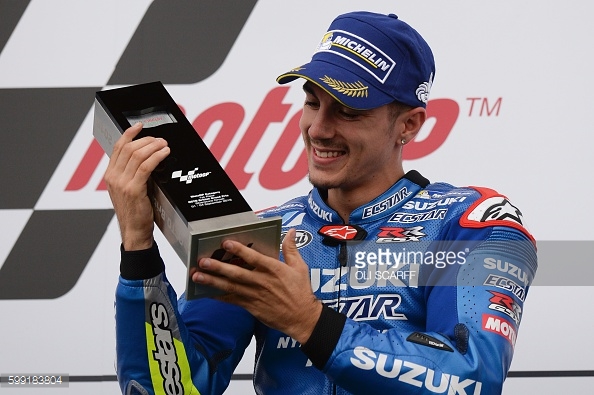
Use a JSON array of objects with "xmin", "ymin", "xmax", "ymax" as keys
[
  {"xmin": 191, "ymin": 228, "xmax": 323, "ymax": 344},
  {"xmin": 103, "ymin": 122, "xmax": 170, "ymax": 251}
]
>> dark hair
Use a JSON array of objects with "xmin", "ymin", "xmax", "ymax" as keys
[{"xmin": 388, "ymin": 100, "xmax": 414, "ymax": 126}]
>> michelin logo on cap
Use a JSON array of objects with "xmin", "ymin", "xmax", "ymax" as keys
[{"xmin": 316, "ymin": 30, "xmax": 396, "ymax": 84}]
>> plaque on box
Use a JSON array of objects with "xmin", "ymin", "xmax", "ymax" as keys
[{"xmin": 93, "ymin": 81, "xmax": 281, "ymax": 299}]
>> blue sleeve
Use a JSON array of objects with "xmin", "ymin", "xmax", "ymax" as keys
[
  {"xmin": 301, "ymin": 227, "xmax": 537, "ymax": 395},
  {"xmin": 115, "ymin": 242, "xmax": 256, "ymax": 395}
]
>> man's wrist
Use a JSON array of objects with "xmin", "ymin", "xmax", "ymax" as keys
[
  {"xmin": 293, "ymin": 300, "xmax": 324, "ymax": 345},
  {"xmin": 300, "ymin": 304, "xmax": 347, "ymax": 370},
  {"xmin": 120, "ymin": 242, "xmax": 165, "ymax": 280},
  {"xmin": 121, "ymin": 233, "xmax": 154, "ymax": 251}
]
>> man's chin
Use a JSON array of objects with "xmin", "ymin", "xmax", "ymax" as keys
[{"xmin": 308, "ymin": 174, "xmax": 339, "ymax": 191}]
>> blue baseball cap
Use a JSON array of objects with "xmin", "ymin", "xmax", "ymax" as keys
[{"xmin": 277, "ymin": 11, "xmax": 435, "ymax": 110}]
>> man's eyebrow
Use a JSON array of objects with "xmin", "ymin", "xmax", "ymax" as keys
[{"xmin": 302, "ymin": 82, "xmax": 316, "ymax": 96}]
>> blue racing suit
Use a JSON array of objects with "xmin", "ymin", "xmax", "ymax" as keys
[{"xmin": 115, "ymin": 170, "xmax": 537, "ymax": 395}]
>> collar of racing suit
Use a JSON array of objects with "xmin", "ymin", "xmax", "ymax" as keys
[{"xmin": 308, "ymin": 170, "xmax": 430, "ymax": 224}]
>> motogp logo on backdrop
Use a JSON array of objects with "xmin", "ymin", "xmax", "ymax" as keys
[
  {"xmin": 0, "ymin": 2, "xmax": 463, "ymax": 300},
  {"xmin": 0, "ymin": 1, "xmax": 259, "ymax": 300}
]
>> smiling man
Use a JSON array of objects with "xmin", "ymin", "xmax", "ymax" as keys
[{"xmin": 107, "ymin": 11, "xmax": 537, "ymax": 395}]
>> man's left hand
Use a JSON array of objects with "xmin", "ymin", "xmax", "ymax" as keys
[{"xmin": 191, "ymin": 228, "xmax": 322, "ymax": 344}]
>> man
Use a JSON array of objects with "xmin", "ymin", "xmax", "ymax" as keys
[{"xmin": 106, "ymin": 11, "xmax": 537, "ymax": 395}]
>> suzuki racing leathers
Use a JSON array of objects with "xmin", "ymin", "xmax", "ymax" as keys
[{"xmin": 115, "ymin": 170, "xmax": 537, "ymax": 395}]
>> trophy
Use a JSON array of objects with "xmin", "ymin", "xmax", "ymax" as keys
[{"xmin": 93, "ymin": 81, "xmax": 281, "ymax": 299}]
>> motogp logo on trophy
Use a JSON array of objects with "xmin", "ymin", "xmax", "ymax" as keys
[{"xmin": 171, "ymin": 168, "xmax": 212, "ymax": 184}]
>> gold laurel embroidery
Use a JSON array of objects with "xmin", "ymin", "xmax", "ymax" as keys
[{"xmin": 320, "ymin": 76, "xmax": 368, "ymax": 98}]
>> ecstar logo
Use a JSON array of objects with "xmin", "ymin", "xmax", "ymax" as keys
[
  {"xmin": 484, "ymin": 274, "xmax": 526, "ymax": 302},
  {"xmin": 362, "ymin": 187, "xmax": 410, "ymax": 219},
  {"xmin": 388, "ymin": 208, "xmax": 447, "ymax": 223}
]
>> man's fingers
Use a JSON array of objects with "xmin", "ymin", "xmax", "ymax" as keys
[
  {"xmin": 109, "ymin": 122, "xmax": 144, "ymax": 163},
  {"xmin": 196, "ymin": 256, "xmax": 255, "ymax": 284},
  {"xmin": 281, "ymin": 228, "xmax": 298, "ymax": 256},
  {"xmin": 108, "ymin": 136, "xmax": 169, "ymax": 187},
  {"xmin": 200, "ymin": 231, "xmax": 306, "ymax": 274},
  {"xmin": 192, "ymin": 260, "xmax": 259, "ymax": 301},
  {"xmin": 281, "ymin": 228, "xmax": 308, "ymax": 270},
  {"xmin": 126, "ymin": 141, "xmax": 170, "ymax": 180},
  {"xmin": 122, "ymin": 122, "xmax": 144, "ymax": 138},
  {"xmin": 219, "ymin": 239, "xmax": 286, "ymax": 273}
]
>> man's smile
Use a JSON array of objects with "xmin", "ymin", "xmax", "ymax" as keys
[{"xmin": 313, "ymin": 148, "xmax": 346, "ymax": 158}]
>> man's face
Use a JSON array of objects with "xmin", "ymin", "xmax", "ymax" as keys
[{"xmin": 299, "ymin": 82, "xmax": 402, "ymax": 194}]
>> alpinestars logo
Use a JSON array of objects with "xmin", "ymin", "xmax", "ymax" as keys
[
  {"xmin": 150, "ymin": 303, "xmax": 183, "ymax": 395},
  {"xmin": 171, "ymin": 168, "xmax": 211, "ymax": 184},
  {"xmin": 459, "ymin": 188, "xmax": 534, "ymax": 243},
  {"xmin": 376, "ymin": 226, "xmax": 426, "ymax": 243},
  {"xmin": 319, "ymin": 225, "xmax": 366, "ymax": 241},
  {"xmin": 479, "ymin": 198, "xmax": 523, "ymax": 225}
]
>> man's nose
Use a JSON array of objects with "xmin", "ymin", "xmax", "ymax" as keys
[{"xmin": 307, "ymin": 109, "xmax": 335, "ymax": 140}]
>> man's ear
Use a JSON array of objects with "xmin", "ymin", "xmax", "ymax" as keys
[{"xmin": 401, "ymin": 107, "xmax": 426, "ymax": 144}]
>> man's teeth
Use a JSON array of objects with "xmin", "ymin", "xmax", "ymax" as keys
[{"xmin": 315, "ymin": 149, "xmax": 342, "ymax": 158}]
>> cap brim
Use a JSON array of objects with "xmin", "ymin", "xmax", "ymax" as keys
[{"xmin": 276, "ymin": 60, "xmax": 394, "ymax": 110}]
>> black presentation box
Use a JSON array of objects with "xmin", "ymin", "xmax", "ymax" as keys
[{"xmin": 93, "ymin": 81, "xmax": 281, "ymax": 299}]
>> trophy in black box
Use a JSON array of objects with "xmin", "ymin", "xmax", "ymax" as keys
[{"xmin": 93, "ymin": 81, "xmax": 281, "ymax": 299}]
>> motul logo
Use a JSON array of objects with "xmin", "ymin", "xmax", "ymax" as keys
[{"xmin": 482, "ymin": 314, "xmax": 517, "ymax": 347}]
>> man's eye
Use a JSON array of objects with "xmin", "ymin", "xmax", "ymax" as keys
[
  {"xmin": 339, "ymin": 110, "xmax": 359, "ymax": 119},
  {"xmin": 304, "ymin": 100, "xmax": 319, "ymax": 109}
]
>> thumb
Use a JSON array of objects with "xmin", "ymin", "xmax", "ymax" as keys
[{"xmin": 281, "ymin": 228, "xmax": 304, "ymax": 268}]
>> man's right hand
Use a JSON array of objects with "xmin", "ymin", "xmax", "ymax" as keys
[{"xmin": 103, "ymin": 122, "xmax": 170, "ymax": 251}]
